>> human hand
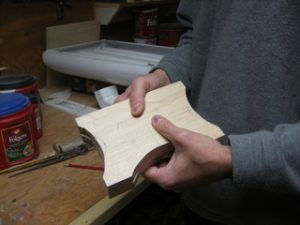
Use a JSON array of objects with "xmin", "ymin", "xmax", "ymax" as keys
[
  {"xmin": 115, "ymin": 69, "xmax": 171, "ymax": 117},
  {"xmin": 144, "ymin": 115, "xmax": 232, "ymax": 192}
]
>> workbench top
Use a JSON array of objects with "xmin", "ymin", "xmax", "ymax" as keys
[{"xmin": 0, "ymin": 98, "xmax": 148, "ymax": 225}]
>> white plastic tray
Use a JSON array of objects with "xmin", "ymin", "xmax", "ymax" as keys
[{"xmin": 43, "ymin": 40, "xmax": 174, "ymax": 86}]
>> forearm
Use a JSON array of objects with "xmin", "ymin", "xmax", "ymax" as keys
[{"xmin": 229, "ymin": 122, "xmax": 300, "ymax": 194}]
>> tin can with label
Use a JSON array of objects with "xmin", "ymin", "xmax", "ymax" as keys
[
  {"xmin": 0, "ymin": 74, "xmax": 43, "ymax": 139},
  {"xmin": 0, "ymin": 93, "xmax": 39, "ymax": 169},
  {"xmin": 134, "ymin": 8, "xmax": 158, "ymax": 38}
]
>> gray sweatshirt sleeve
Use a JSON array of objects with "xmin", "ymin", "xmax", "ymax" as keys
[
  {"xmin": 229, "ymin": 122, "xmax": 300, "ymax": 194},
  {"xmin": 155, "ymin": 1, "xmax": 194, "ymax": 89}
]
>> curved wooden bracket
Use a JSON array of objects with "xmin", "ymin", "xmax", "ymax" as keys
[{"xmin": 76, "ymin": 82, "xmax": 224, "ymax": 197}]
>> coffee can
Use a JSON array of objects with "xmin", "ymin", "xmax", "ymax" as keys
[
  {"xmin": 0, "ymin": 93, "xmax": 40, "ymax": 169},
  {"xmin": 0, "ymin": 74, "xmax": 43, "ymax": 139}
]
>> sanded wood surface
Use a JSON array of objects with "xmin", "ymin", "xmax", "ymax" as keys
[
  {"xmin": 76, "ymin": 82, "xmax": 224, "ymax": 198},
  {"xmin": 0, "ymin": 105, "xmax": 106, "ymax": 225}
]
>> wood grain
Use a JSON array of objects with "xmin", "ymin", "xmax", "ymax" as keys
[
  {"xmin": 46, "ymin": 20, "xmax": 100, "ymax": 49},
  {"xmin": 76, "ymin": 82, "xmax": 224, "ymax": 197}
]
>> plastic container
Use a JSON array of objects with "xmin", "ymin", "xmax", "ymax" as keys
[
  {"xmin": 0, "ymin": 93, "xmax": 40, "ymax": 169},
  {"xmin": 42, "ymin": 40, "xmax": 174, "ymax": 87},
  {"xmin": 0, "ymin": 74, "xmax": 43, "ymax": 139},
  {"xmin": 0, "ymin": 73, "xmax": 39, "ymax": 96},
  {"xmin": 94, "ymin": 85, "xmax": 119, "ymax": 108},
  {"xmin": 133, "ymin": 36, "xmax": 157, "ymax": 45}
]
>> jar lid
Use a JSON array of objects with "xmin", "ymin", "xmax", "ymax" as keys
[
  {"xmin": 0, "ymin": 93, "xmax": 30, "ymax": 116},
  {"xmin": 0, "ymin": 73, "xmax": 37, "ymax": 90}
]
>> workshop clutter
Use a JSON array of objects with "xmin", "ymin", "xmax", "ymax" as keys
[
  {"xmin": 0, "ymin": 74, "xmax": 43, "ymax": 139},
  {"xmin": 158, "ymin": 23, "xmax": 185, "ymax": 47},
  {"xmin": 133, "ymin": 8, "xmax": 158, "ymax": 45},
  {"xmin": 0, "ymin": 74, "xmax": 42, "ymax": 169},
  {"xmin": 0, "ymin": 93, "xmax": 40, "ymax": 169},
  {"xmin": 133, "ymin": 8, "xmax": 184, "ymax": 47}
]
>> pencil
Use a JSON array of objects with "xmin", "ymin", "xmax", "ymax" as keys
[{"xmin": 63, "ymin": 163, "xmax": 104, "ymax": 171}]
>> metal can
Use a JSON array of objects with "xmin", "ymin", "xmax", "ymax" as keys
[
  {"xmin": 0, "ymin": 93, "xmax": 39, "ymax": 169},
  {"xmin": 0, "ymin": 74, "xmax": 43, "ymax": 139},
  {"xmin": 134, "ymin": 8, "xmax": 158, "ymax": 38}
]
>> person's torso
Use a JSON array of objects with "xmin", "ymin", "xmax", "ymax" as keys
[{"xmin": 182, "ymin": 1, "xmax": 300, "ymax": 224}]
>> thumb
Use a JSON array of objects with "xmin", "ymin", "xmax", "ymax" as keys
[
  {"xmin": 144, "ymin": 164, "xmax": 172, "ymax": 188},
  {"xmin": 152, "ymin": 115, "xmax": 179, "ymax": 143}
]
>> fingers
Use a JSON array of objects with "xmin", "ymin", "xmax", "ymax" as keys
[
  {"xmin": 114, "ymin": 86, "xmax": 131, "ymax": 103},
  {"xmin": 145, "ymin": 116, "xmax": 180, "ymax": 189},
  {"xmin": 115, "ymin": 70, "xmax": 171, "ymax": 117},
  {"xmin": 144, "ymin": 166, "xmax": 164, "ymax": 183},
  {"xmin": 128, "ymin": 77, "xmax": 149, "ymax": 116},
  {"xmin": 144, "ymin": 165, "xmax": 175, "ymax": 190},
  {"xmin": 144, "ymin": 161, "xmax": 183, "ymax": 191},
  {"xmin": 152, "ymin": 115, "xmax": 184, "ymax": 144},
  {"xmin": 114, "ymin": 79, "xmax": 147, "ymax": 116}
]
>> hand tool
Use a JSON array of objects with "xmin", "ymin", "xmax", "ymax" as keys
[
  {"xmin": 7, "ymin": 137, "xmax": 93, "ymax": 178},
  {"xmin": 0, "ymin": 153, "xmax": 56, "ymax": 175}
]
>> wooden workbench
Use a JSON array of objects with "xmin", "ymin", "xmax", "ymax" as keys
[{"xmin": 0, "ymin": 93, "xmax": 149, "ymax": 225}]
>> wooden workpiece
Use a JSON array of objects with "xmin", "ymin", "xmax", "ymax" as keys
[{"xmin": 76, "ymin": 82, "xmax": 224, "ymax": 198}]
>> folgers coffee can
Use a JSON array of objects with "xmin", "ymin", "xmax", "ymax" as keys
[
  {"xmin": 0, "ymin": 93, "xmax": 39, "ymax": 169},
  {"xmin": 0, "ymin": 74, "xmax": 43, "ymax": 139},
  {"xmin": 134, "ymin": 8, "xmax": 158, "ymax": 39}
]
